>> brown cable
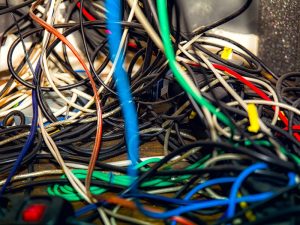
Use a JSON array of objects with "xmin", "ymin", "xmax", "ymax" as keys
[{"xmin": 29, "ymin": 0, "xmax": 103, "ymax": 197}]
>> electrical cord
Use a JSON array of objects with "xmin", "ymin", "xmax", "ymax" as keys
[
  {"xmin": 192, "ymin": 0, "xmax": 252, "ymax": 35},
  {"xmin": 1, "ymin": 1, "xmax": 300, "ymax": 224}
]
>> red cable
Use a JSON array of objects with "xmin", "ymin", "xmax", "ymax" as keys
[
  {"xmin": 128, "ymin": 42, "xmax": 138, "ymax": 48},
  {"xmin": 76, "ymin": 3, "xmax": 137, "ymax": 43},
  {"xmin": 284, "ymin": 127, "xmax": 300, "ymax": 131},
  {"xmin": 213, "ymin": 63, "xmax": 300, "ymax": 142},
  {"xmin": 76, "ymin": 2, "xmax": 111, "ymax": 34},
  {"xmin": 170, "ymin": 216, "xmax": 197, "ymax": 225},
  {"xmin": 76, "ymin": 2, "xmax": 96, "ymax": 21}
]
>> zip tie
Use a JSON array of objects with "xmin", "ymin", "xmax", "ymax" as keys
[
  {"xmin": 221, "ymin": 47, "xmax": 233, "ymax": 60},
  {"xmin": 247, "ymin": 103, "xmax": 260, "ymax": 133},
  {"xmin": 238, "ymin": 192, "xmax": 256, "ymax": 222},
  {"xmin": 189, "ymin": 111, "xmax": 197, "ymax": 119}
]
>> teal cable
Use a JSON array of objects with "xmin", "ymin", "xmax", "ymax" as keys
[{"xmin": 48, "ymin": 155, "xmax": 211, "ymax": 201}]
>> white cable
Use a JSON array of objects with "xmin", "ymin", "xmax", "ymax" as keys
[
  {"xmin": 163, "ymin": 127, "xmax": 172, "ymax": 156},
  {"xmin": 0, "ymin": 170, "xmax": 63, "ymax": 186},
  {"xmin": 36, "ymin": 2, "xmax": 110, "ymax": 221},
  {"xmin": 41, "ymin": 44, "xmax": 93, "ymax": 113},
  {"xmin": 197, "ymin": 52, "xmax": 275, "ymax": 139},
  {"xmin": 227, "ymin": 100, "xmax": 300, "ymax": 116},
  {"xmin": 140, "ymin": 127, "xmax": 196, "ymax": 140},
  {"xmin": 204, "ymin": 154, "xmax": 249, "ymax": 167},
  {"xmin": 245, "ymin": 77, "xmax": 280, "ymax": 125},
  {"xmin": 0, "ymin": 96, "xmax": 32, "ymax": 117},
  {"xmin": 127, "ymin": 0, "xmax": 164, "ymax": 51},
  {"xmin": 198, "ymin": 52, "xmax": 248, "ymax": 110},
  {"xmin": 0, "ymin": 90, "xmax": 28, "ymax": 108}
]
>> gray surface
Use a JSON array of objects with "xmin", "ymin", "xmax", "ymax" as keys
[
  {"xmin": 258, "ymin": 0, "xmax": 300, "ymax": 75},
  {"xmin": 173, "ymin": 0, "xmax": 259, "ymax": 34},
  {"xmin": 173, "ymin": 0, "xmax": 300, "ymax": 75},
  {"xmin": 0, "ymin": 0, "xmax": 27, "ymax": 35}
]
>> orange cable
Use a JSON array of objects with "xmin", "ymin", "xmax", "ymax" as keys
[
  {"xmin": 170, "ymin": 216, "xmax": 197, "ymax": 225},
  {"xmin": 97, "ymin": 194, "xmax": 196, "ymax": 225}
]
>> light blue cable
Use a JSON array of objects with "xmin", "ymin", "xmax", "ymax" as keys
[
  {"xmin": 106, "ymin": 0, "xmax": 139, "ymax": 187},
  {"xmin": 226, "ymin": 163, "xmax": 268, "ymax": 218}
]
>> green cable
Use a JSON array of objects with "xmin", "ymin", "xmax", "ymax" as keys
[
  {"xmin": 244, "ymin": 140, "xmax": 300, "ymax": 164},
  {"xmin": 48, "ymin": 155, "xmax": 211, "ymax": 201},
  {"xmin": 156, "ymin": 0, "xmax": 234, "ymax": 132},
  {"xmin": 51, "ymin": 139, "xmax": 300, "ymax": 202},
  {"xmin": 135, "ymin": 157, "xmax": 161, "ymax": 171}
]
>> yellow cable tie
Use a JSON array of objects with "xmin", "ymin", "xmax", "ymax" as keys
[
  {"xmin": 261, "ymin": 71, "xmax": 273, "ymax": 80},
  {"xmin": 189, "ymin": 111, "xmax": 197, "ymax": 119},
  {"xmin": 247, "ymin": 103, "xmax": 260, "ymax": 133},
  {"xmin": 238, "ymin": 193, "xmax": 257, "ymax": 222},
  {"xmin": 221, "ymin": 47, "xmax": 233, "ymax": 60}
]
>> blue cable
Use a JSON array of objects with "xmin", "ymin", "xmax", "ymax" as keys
[
  {"xmin": 123, "ymin": 193, "xmax": 205, "ymax": 205},
  {"xmin": 75, "ymin": 192, "xmax": 272, "ymax": 218},
  {"xmin": 76, "ymin": 204, "xmax": 95, "ymax": 217},
  {"xmin": 76, "ymin": 204, "xmax": 97, "ymax": 217},
  {"xmin": 168, "ymin": 177, "xmax": 236, "ymax": 225},
  {"xmin": 136, "ymin": 192, "xmax": 273, "ymax": 219},
  {"xmin": 0, "ymin": 62, "xmax": 40, "ymax": 196},
  {"xmin": 226, "ymin": 163, "xmax": 268, "ymax": 218},
  {"xmin": 106, "ymin": 0, "xmax": 139, "ymax": 186},
  {"xmin": 169, "ymin": 177, "xmax": 236, "ymax": 225},
  {"xmin": 184, "ymin": 177, "xmax": 236, "ymax": 200},
  {"xmin": 288, "ymin": 172, "xmax": 297, "ymax": 186},
  {"xmin": 75, "ymin": 168, "xmax": 296, "ymax": 219},
  {"xmin": 76, "ymin": 171, "xmax": 297, "ymax": 218},
  {"xmin": 74, "ymin": 70, "xmax": 86, "ymax": 73}
]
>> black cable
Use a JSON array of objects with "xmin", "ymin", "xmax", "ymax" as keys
[
  {"xmin": 123, "ymin": 141, "xmax": 297, "ymax": 194},
  {"xmin": 78, "ymin": 0, "xmax": 117, "ymax": 95},
  {"xmin": 193, "ymin": 0, "xmax": 252, "ymax": 35},
  {"xmin": 0, "ymin": 0, "xmax": 34, "ymax": 15}
]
